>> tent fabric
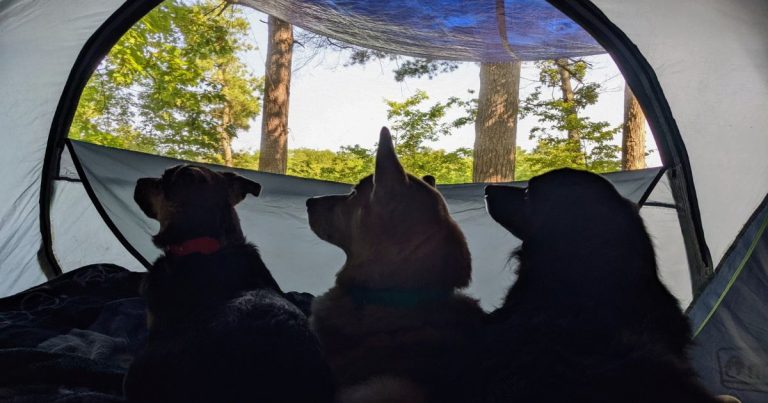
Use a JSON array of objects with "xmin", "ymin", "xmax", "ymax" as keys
[
  {"xmin": 641, "ymin": 173, "xmax": 693, "ymax": 307},
  {"xmin": 0, "ymin": 0, "xmax": 125, "ymax": 296},
  {"xmin": 246, "ymin": 0, "xmax": 604, "ymax": 62},
  {"xmin": 51, "ymin": 180, "xmax": 144, "ymax": 273},
  {"xmin": 688, "ymin": 197, "xmax": 768, "ymax": 400},
  {"xmin": 68, "ymin": 140, "xmax": 666, "ymax": 310},
  {"xmin": 588, "ymin": 0, "xmax": 768, "ymax": 275}
]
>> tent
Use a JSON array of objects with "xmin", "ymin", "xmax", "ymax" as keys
[{"xmin": 1, "ymin": 0, "xmax": 766, "ymax": 400}]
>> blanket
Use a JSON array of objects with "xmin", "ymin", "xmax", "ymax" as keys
[
  {"xmin": 0, "ymin": 264, "xmax": 315, "ymax": 402},
  {"xmin": 0, "ymin": 264, "xmax": 145, "ymax": 402}
]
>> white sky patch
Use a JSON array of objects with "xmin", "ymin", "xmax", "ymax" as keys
[{"xmin": 233, "ymin": 8, "xmax": 660, "ymax": 167}]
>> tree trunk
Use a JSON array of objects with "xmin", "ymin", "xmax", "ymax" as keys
[
  {"xmin": 555, "ymin": 58, "xmax": 578, "ymax": 142},
  {"xmin": 258, "ymin": 16, "xmax": 293, "ymax": 174},
  {"xmin": 472, "ymin": 61, "xmax": 521, "ymax": 183},
  {"xmin": 218, "ymin": 103, "xmax": 233, "ymax": 167},
  {"xmin": 621, "ymin": 83, "xmax": 647, "ymax": 170}
]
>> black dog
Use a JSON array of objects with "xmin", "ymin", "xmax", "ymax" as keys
[
  {"xmin": 125, "ymin": 165, "xmax": 334, "ymax": 403},
  {"xmin": 467, "ymin": 168, "xmax": 719, "ymax": 403}
]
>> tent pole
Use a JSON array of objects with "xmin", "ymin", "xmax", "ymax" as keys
[{"xmin": 39, "ymin": 0, "xmax": 162, "ymax": 278}]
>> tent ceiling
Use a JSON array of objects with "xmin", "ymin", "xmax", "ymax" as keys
[{"xmin": 238, "ymin": 0, "xmax": 605, "ymax": 61}]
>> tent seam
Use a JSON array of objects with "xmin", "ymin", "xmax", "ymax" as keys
[{"xmin": 692, "ymin": 213, "xmax": 768, "ymax": 338}]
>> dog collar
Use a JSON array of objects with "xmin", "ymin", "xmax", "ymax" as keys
[
  {"xmin": 166, "ymin": 237, "xmax": 221, "ymax": 257},
  {"xmin": 346, "ymin": 286, "xmax": 454, "ymax": 308}
]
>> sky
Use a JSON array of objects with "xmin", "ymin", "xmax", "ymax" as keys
[{"xmin": 232, "ymin": 8, "xmax": 661, "ymax": 167}]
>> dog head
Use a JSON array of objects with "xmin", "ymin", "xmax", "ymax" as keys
[
  {"xmin": 134, "ymin": 164, "xmax": 261, "ymax": 250},
  {"xmin": 485, "ymin": 168, "xmax": 656, "ymax": 282},
  {"xmin": 306, "ymin": 127, "xmax": 471, "ymax": 289}
]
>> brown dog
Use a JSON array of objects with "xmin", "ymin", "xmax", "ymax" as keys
[
  {"xmin": 125, "ymin": 165, "xmax": 334, "ymax": 403},
  {"xmin": 306, "ymin": 128, "xmax": 483, "ymax": 403}
]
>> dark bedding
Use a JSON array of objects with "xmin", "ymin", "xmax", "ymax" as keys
[
  {"xmin": 0, "ymin": 264, "xmax": 146, "ymax": 402},
  {"xmin": 0, "ymin": 264, "xmax": 316, "ymax": 402}
]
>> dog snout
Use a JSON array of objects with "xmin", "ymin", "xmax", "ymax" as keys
[
  {"xmin": 134, "ymin": 178, "xmax": 161, "ymax": 219},
  {"xmin": 307, "ymin": 194, "xmax": 346, "ymax": 212},
  {"xmin": 485, "ymin": 185, "xmax": 529, "ymax": 240}
]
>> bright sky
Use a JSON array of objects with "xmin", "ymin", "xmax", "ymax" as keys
[{"xmin": 232, "ymin": 8, "xmax": 661, "ymax": 167}]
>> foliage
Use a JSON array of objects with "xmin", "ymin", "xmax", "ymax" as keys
[
  {"xmin": 233, "ymin": 145, "xmax": 472, "ymax": 185},
  {"xmin": 70, "ymin": 0, "xmax": 263, "ymax": 163},
  {"xmin": 71, "ymin": 5, "xmax": 627, "ymax": 184},
  {"xmin": 520, "ymin": 59, "xmax": 621, "ymax": 173},
  {"xmin": 287, "ymin": 147, "xmax": 375, "ymax": 183},
  {"xmin": 231, "ymin": 149, "xmax": 261, "ymax": 170},
  {"xmin": 384, "ymin": 91, "xmax": 474, "ymax": 183},
  {"xmin": 384, "ymin": 90, "xmax": 473, "ymax": 153}
]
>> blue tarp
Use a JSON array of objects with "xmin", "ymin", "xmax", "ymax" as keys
[{"xmin": 248, "ymin": 0, "xmax": 604, "ymax": 61}]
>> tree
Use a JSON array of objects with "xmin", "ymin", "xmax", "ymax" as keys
[
  {"xmin": 257, "ymin": 16, "xmax": 293, "ymax": 174},
  {"xmin": 621, "ymin": 83, "xmax": 647, "ymax": 170},
  {"xmin": 70, "ymin": 0, "xmax": 263, "ymax": 165},
  {"xmin": 520, "ymin": 58, "xmax": 621, "ymax": 175},
  {"xmin": 473, "ymin": 62, "xmax": 521, "ymax": 182},
  {"xmin": 232, "ymin": 0, "xmax": 296, "ymax": 174}
]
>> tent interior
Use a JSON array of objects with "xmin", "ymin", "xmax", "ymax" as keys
[{"xmin": 0, "ymin": 0, "xmax": 766, "ymax": 401}]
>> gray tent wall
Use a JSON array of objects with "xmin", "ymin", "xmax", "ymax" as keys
[
  {"xmin": 1, "ymin": 0, "xmax": 127, "ymax": 294},
  {"xmin": 57, "ymin": 140, "xmax": 668, "ymax": 310}
]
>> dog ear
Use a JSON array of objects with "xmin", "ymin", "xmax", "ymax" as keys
[
  {"xmin": 222, "ymin": 172, "xmax": 262, "ymax": 205},
  {"xmin": 422, "ymin": 175, "xmax": 436, "ymax": 188},
  {"xmin": 374, "ymin": 127, "xmax": 407, "ymax": 195}
]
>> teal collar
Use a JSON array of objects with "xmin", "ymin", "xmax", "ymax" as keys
[{"xmin": 346, "ymin": 286, "xmax": 454, "ymax": 308}]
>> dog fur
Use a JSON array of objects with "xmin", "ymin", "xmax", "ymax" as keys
[
  {"xmin": 125, "ymin": 165, "xmax": 334, "ymax": 403},
  {"xmin": 306, "ymin": 127, "xmax": 484, "ymax": 403},
  {"xmin": 466, "ymin": 168, "xmax": 719, "ymax": 403}
]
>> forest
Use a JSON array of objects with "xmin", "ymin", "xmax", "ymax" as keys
[{"xmin": 70, "ymin": 0, "xmax": 649, "ymax": 184}]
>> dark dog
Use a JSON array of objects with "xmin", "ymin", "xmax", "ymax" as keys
[
  {"xmin": 468, "ymin": 168, "xmax": 718, "ymax": 403},
  {"xmin": 306, "ymin": 128, "xmax": 484, "ymax": 403},
  {"xmin": 125, "ymin": 165, "xmax": 334, "ymax": 403}
]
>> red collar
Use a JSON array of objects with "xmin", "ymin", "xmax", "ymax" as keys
[{"xmin": 165, "ymin": 237, "xmax": 221, "ymax": 257}]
